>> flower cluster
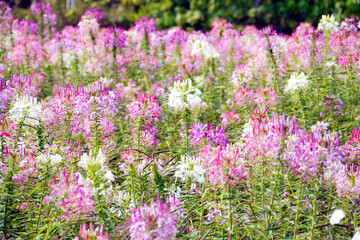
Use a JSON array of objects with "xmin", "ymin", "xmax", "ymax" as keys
[
  {"xmin": 1, "ymin": 3, "xmax": 360, "ymax": 239},
  {"xmin": 190, "ymin": 121, "xmax": 229, "ymax": 146},
  {"xmin": 44, "ymin": 169, "xmax": 95, "ymax": 220},
  {"xmin": 168, "ymin": 79, "xmax": 203, "ymax": 110},
  {"xmin": 201, "ymin": 145, "xmax": 248, "ymax": 186},
  {"xmin": 126, "ymin": 195, "xmax": 183, "ymax": 240},
  {"xmin": 284, "ymin": 72, "xmax": 309, "ymax": 93}
]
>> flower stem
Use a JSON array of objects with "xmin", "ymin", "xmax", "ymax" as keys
[
  {"xmin": 293, "ymin": 178, "xmax": 303, "ymax": 238},
  {"xmin": 310, "ymin": 181, "xmax": 318, "ymax": 240}
]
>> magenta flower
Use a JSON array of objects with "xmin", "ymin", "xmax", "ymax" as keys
[
  {"xmin": 339, "ymin": 18, "xmax": 357, "ymax": 33},
  {"xmin": 83, "ymin": 8, "xmax": 104, "ymax": 21},
  {"xmin": 78, "ymin": 223, "xmax": 110, "ymax": 240},
  {"xmin": 344, "ymin": 128, "xmax": 360, "ymax": 161},
  {"xmin": 221, "ymin": 110, "xmax": 241, "ymax": 127}
]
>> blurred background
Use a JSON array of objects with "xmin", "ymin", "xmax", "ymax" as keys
[{"xmin": 5, "ymin": 0, "xmax": 360, "ymax": 33}]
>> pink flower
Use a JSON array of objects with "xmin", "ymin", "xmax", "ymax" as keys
[
  {"xmin": 128, "ymin": 93, "xmax": 162, "ymax": 124},
  {"xmin": 201, "ymin": 145, "xmax": 248, "ymax": 186},
  {"xmin": 79, "ymin": 223, "xmax": 110, "ymax": 240},
  {"xmin": 221, "ymin": 110, "xmax": 241, "ymax": 127},
  {"xmin": 126, "ymin": 195, "xmax": 183, "ymax": 240},
  {"xmin": 0, "ymin": 131, "xmax": 10, "ymax": 138},
  {"xmin": 44, "ymin": 169, "xmax": 95, "ymax": 220}
]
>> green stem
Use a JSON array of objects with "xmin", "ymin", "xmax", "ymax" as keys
[
  {"xmin": 199, "ymin": 183, "xmax": 205, "ymax": 239},
  {"xmin": 310, "ymin": 182, "xmax": 318, "ymax": 240},
  {"xmin": 293, "ymin": 178, "xmax": 303, "ymax": 238},
  {"xmin": 228, "ymin": 184, "xmax": 233, "ymax": 237}
]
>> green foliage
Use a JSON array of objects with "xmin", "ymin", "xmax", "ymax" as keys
[{"xmin": 12, "ymin": 0, "xmax": 360, "ymax": 32}]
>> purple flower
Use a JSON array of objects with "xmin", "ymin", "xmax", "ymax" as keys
[
  {"xmin": 189, "ymin": 121, "xmax": 208, "ymax": 144},
  {"xmin": 340, "ymin": 18, "xmax": 357, "ymax": 33},
  {"xmin": 134, "ymin": 17, "xmax": 156, "ymax": 34},
  {"xmin": 190, "ymin": 121, "xmax": 229, "ymax": 146},
  {"xmin": 31, "ymin": 2, "xmax": 57, "ymax": 26},
  {"xmin": 104, "ymin": 27, "xmax": 127, "ymax": 48},
  {"xmin": 126, "ymin": 195, "xmax": 183, "ymax": 240},
  {"xmin": 207, "ymin": 125, "xmax": 229, "ymax": 146},
  {"xmin": 83, "ymin": 8, "xmax": 104, "ymax": 20}
]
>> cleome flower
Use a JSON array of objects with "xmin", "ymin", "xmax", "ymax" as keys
[
  {"xmin": 168, "ymin": 79, "xmax": 203, "ymax": 111},
  {"xmin": 9, "ymin": 95, "xmax": 42, "ymax": 126},
  {"xmin": 190, "ymin": 39, "xmax": 220, "ymax": 61},
  {"xmin": 78, "ymin": 149, "xmax": 115, "ymax": 183},
  {"xmin": 318, "ymin": 15, "xmax": 339, "ymax": 33},
  {"xmin": 284, "ymin": 72, "xmax": 309, "ymax": 94},
  {"xmin": 126, "ymin": 195, "xmax": 183, "ymax": 240},
  {"xmin": 174, "ymin": 155, "xmax": 207, "ymax": 183}
]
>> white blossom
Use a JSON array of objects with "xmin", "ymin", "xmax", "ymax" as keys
[
  {"xmin": 242, "ymin": 121, "xmax": 253, "ymax": 137},
  {"xmin": 79, "ymin": 149, "xmax": 114, "ymax": 183},
  {"xmin": 36, "ymin": 153, "xmax": 63, "ymax": 166},
  {"xmin": 191, "ymin": 39, "xmax": 219, "ymax": 61},
  {"xmin": 174, "ymin": 155, "xmax": 206, "ymax": 183},
  {"xmin": 284, "ymin": 72, "xmax": 309, "ymax": 94},
  {"xmin": 50, "ymin": 154, "xmax": 63, "ymax": 165},
  {"xmin": 194, "ymin": 75, "xmax": 206, "ymax": 86},
  {"xmin": 9, "ymin": 96, "xmax": 42, "ymax": 126},
  {"xmin": 79, "ymin": 149, "xmax": 107, "ymax": 169},
  {"xmin": 352, "ymin": 232, "xmax": 360, "ymax": 240},
  {"xmin": 104, "ymin": 170, "xmax": 115, "ymax": 182},
  {"xmin": 318, "ymin": 15, "xmax": 339, "ymax": 33},
  {"xmin": 62, "ymin": 52, "xmax": 75, "ymax": 69},
  {"xmin": 329, "ymin": 209, "xmax": 345, "ymax": 225},
  {"xmin": 168, "ymin": 79, "xmax": 203, "ymax": 110}
]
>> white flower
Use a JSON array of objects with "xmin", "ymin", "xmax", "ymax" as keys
[
  {"xmin": 168, "ymin": 88, "xmax": 184, "ymax": 110},
  {"xmin": 325, "ymin": 60, "xmax": 337, "ymax": 68},
  {"xmin": 329, "ymin": 209, "xmax": 345, "ymax": 225},
  {"xmin": 168, "ymin": 79, "xmax": 203, "ymax": 110},
  {"xmin": 231, "ymin": 67, "xmax": 251, "ymax": 87},
  {"xmin": 62, "ymin": 52, "xmax": 75, "ymax": 69},
  {"xmin": 187, "ymin": 94, "xmax": 202, "ymax": 108},
  {"xmin": 242, "ymin": 121, "xmax": 253, "ymax": 137},
  {"xmin": 284, "ymin": 72, "xmax": 309, "ymax": 94},
  {"xmin": 285, "ymin": 134, "xmax": 299, "ymax": 144},
  {"xmin": 50, "ymin": 154, "xmax": 63, "ymax": 166},
  {"xmin": 104, "ymin": 170, "xmax": 115, "ymax": 182},
  {"xmin": 194, "ymin": 75, "xmax": 205, "ymax": 85},
  {"xmin": 79, "ymin": 149, "xmax": 105, "ymax": 170},
  {"xmin": 168, "ymin": 184, "xmax": 182, "ymax": 199},
  {"xmin": 36, "ymin": 154, "xmax": 48, "ymax": 164},
  {"xmin": 77, "ymin": 172, "xmax": 86, "ymax": 185},
  {"xmin": 36, "ymin": 153, "xmax": 63, "ymax": 166},
  {"xmin": 352, "ymin": 232, "xmax": 360, "ymax": 240},
  {"xmin": 78, "ymin": 149, "xmax": 116, "ymax": 184},
  {"xmin": 311, "ymin": 121, "xmax": 329, "ymax": 133},
  {"xmin": 318, "ymin": 15, "xmax": 339, "ymax": 33},
  {"xmin": 9, "ymin": 96, "xmax": 42, "ymax": 126},
  {"xmin": 174, "ymin": 155, "xmax": 206, "ymax": 183},
  {"xmin": 191, "ymin": 39, "xmax": 219, "ymax": 61},
  {"xmin": 95, "ymin": 149, "xmax": 106, "ymax": 165}
]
